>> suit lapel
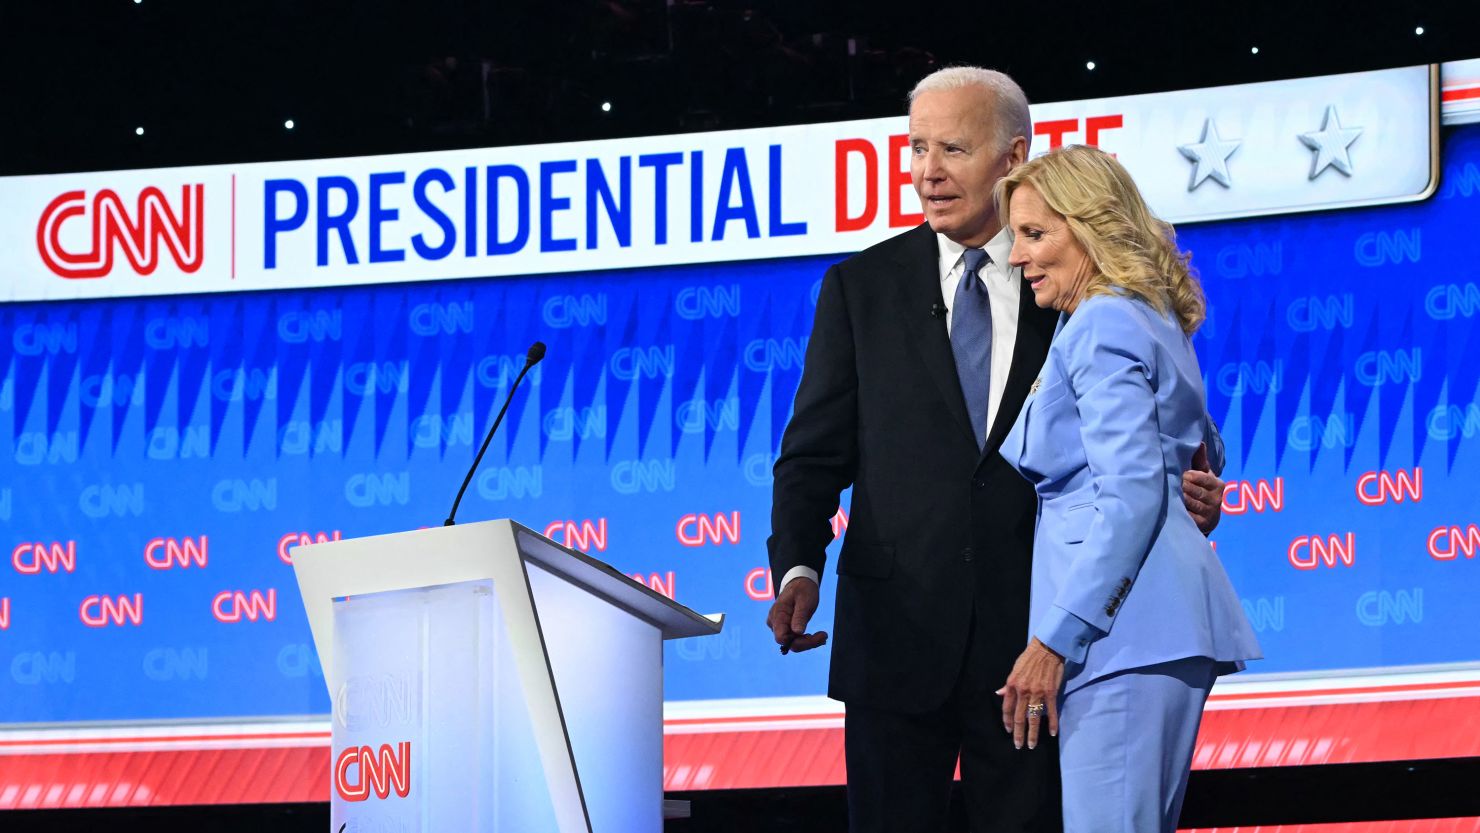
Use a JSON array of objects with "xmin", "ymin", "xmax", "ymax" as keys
[
  {"xmin": 891, "ymin": 225, "xmax": 978, "ymax": 447},
  {"xmin": 983, "ymin": 274, "xmax": 1058, "ymax": 460}
]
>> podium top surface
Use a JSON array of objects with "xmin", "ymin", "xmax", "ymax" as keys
[
  {"xmin": 291, "ymin": 518, "xmax": 723, "ymax": 641},
  {"xmin": 506, "ymin": 521, "xmax": 723, "ymax": 640}
]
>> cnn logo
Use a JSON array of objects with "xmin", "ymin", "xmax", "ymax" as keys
[
  {"xmin": 13, "ymin": 541, "xmax": 77, "ymax": 574},
  {"xmin": 212, "ymin": 589, "xmax": 277, "ymax": 623},
  {"xmin": 37, "ymin": 185, "xmax": 204, "ymax": 279},
  {"xmin": 80, "ymin": 594, "xmax": 144, "ymax": 627},
  {"xmin": 676, "ymin": 512, "xmax": 741, "ymax": 547},
  {"xmin": 335, "ymin": 742, "xmax": 411, "ymax": 801}
]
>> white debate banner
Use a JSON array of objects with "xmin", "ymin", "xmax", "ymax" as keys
[{"xmin": 0, "ymin": 63, "xmax": 1437, "ymax": 303}]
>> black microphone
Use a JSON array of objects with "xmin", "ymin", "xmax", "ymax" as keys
[
  {"xmin": 930, "ymin": 303, "xmax": 947, "ymax": 319},
  {"xmin": 444, "ymin": 341, "xmax": 546, "ymax": 526}
]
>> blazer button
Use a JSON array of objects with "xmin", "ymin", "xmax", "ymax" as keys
[
  {"xmin": 973, "ymin": 479, "xmax": 987, "ymax": 490},
  {"xmin": 961, "ymin": 547, "xmax": 974, "ymax": 562}
]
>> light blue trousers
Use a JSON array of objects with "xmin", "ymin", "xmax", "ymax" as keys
[{"xmin": 1058, "ymin": 656, "xmax": 1217, "ymax": 833}]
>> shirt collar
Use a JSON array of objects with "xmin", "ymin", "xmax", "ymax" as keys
[{"xmin": 938, "ymin": 226, "xmax": 1014, "ymax": 282}]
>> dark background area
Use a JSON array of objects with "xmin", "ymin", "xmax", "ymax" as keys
[{"xmin": 0, "ymin": 0, "xmax": 1473, "ymax": 176}]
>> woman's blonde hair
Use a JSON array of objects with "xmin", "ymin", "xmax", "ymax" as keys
[{"xmin": 994, "ymin": 145, "xmax": 1205, "ymax": 334}]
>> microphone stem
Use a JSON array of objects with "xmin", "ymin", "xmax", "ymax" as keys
[{"xmin": 444, "ymin": 361, "xmax": 533, "ymax": 526}]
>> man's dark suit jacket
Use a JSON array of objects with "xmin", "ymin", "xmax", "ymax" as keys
[{"xmin": 769, "ymin": 222, "xmax": 1059, "ymax": 712}]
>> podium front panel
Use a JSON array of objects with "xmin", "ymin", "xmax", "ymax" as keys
[
  {"xmin": 527, "ymin": 561, "xmax": 663, "ymax": 832},
  {"xmin": 331, "ymin": 579, "xmax": 565, "ymax": 833}
]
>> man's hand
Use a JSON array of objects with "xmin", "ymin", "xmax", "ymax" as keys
[
  {"xmin": 766, "ymin": 577, "xmax": 828, "ymax": 654},
  {"xmin": 1183, "ymin": 442, "xmax": 1224, "ymax": 536}
]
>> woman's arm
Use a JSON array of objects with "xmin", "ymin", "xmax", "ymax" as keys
[{"xmin": 1034, "ymin": 298, "xmax": 1169, "ymax": 662}]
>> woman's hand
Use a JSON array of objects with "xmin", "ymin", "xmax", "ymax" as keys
[{"xmin": 996, "ymin": 638, "xmax": 1065, "ymax": 750}]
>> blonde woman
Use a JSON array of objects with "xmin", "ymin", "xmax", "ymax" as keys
[{"xmin": 994, "ymin": 145, "xmax": 1260, "ymax": 832}]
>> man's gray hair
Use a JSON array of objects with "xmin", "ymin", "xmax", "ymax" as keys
[{"xmin": 909, "ymin": 66, "xmax": 1032, "ymax": 152}]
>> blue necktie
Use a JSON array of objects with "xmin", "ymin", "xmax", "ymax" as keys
[{"xmin": 951, "ymin": 248, "xmax": 992, "ymax": 450}]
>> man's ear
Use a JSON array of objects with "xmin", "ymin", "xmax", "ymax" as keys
[{"xmin": 1007, "ymin": 135, "xmax": 1029, "ymax": 168}]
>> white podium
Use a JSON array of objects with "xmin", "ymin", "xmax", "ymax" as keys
[{"xmin": 291, "ymin": 519, "xmax": 723, "ymax": 833}]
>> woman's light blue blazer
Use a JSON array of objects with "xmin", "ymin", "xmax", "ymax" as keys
[{"xmin": 1003, "ymin": 293, "xmax": 1261, "ymax": 694}]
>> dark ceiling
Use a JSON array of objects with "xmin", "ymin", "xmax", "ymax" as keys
[{"xmin": 0, "ymin": 0, "xmax": 1472, "ymax": 176}]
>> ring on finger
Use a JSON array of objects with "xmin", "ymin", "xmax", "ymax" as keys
[{"xmin": 1026, "ymin": 702, "xmax": 1046, "ymax": 717}]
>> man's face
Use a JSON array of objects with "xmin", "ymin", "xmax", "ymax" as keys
[{"xmin": 909, "ymin": 87, "xmax": 1023, "ymax": 248}]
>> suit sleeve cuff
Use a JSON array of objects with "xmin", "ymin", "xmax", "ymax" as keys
[
  {"xmin": 1035, "ymin": 605, "xmax": 1102, "ymax": 664},
  {"xmin": 779, "ymin": 566, "xmax": 820, "ymax": 595}
]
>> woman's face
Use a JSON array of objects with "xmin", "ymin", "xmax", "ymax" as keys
[{"xmin": 1007, "ymin": 184, "xmax": 1095, "ymax": 314}]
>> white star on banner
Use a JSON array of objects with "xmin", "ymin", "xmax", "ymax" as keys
[
  {"xmin": 1299, "ymin": 105, "xmax": 1362, "ymax": 179},
  {"xmin": 1178, "ymin": 118, "xmax": 1241, "ymax": 191}
]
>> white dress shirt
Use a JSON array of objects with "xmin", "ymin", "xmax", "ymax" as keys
[{"xmin": 778, "ymin": 227, "xmax": 1023, "ymax": 595}]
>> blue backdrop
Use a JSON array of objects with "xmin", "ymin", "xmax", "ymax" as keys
[{"xmin": 2, "ymin": 124, "xmax": 1478, "ymax": 723}]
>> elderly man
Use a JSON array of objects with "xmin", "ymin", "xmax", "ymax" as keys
[{"xmin": 766, "ymin": 67, "xmax": 1226, "ymax": 832}]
